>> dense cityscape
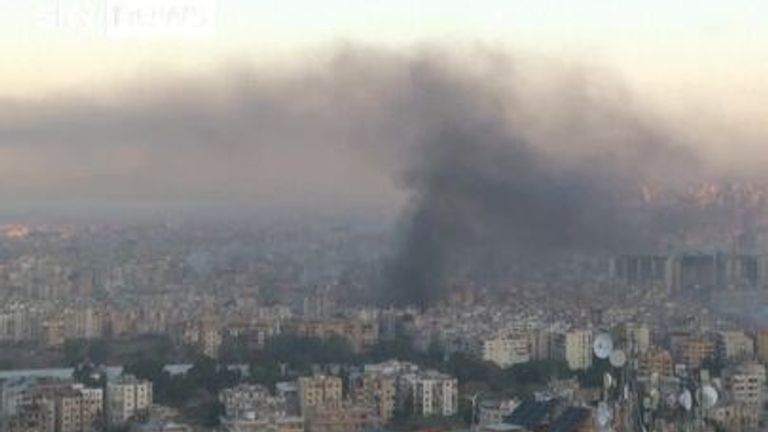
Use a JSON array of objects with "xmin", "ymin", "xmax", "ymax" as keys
[
  {"xmin": 2, "ymin": 194, "xmax": 768, "ymax": 432},
  {"xmin": 3, "ymin": 1, "xmax": 768, "ymax": 431}
]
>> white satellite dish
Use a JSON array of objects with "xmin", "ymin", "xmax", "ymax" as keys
[
  {"xmin": 603, "ymin": 372, "xmax": 614, "ymax": 389},
  {"xmin": 597, "ymin": 402, "xmax": 612, "ymax": 427},
  {"xmin": 679, "ymin": 390, "xmax": 693, "ymax": 411},
  {"xmin": 593, "ymin": 333, "xmax": 614, "ymax": 359},
  {"xmin": 701, "ymin": 385, "xmax": 718, "ymax": 409},
  {"xmin": 609, "ymin": 350, "xmax": 627, "ymax": 368}
]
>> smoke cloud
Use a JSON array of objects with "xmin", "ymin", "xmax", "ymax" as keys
[{"xmin": 0, "ymin": 46, "xmax": 731, "ymax": 305}]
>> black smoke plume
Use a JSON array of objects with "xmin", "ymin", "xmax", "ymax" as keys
[{"xmin": 380, "ymin": 53, "xmax": 700, "ymax": 307}]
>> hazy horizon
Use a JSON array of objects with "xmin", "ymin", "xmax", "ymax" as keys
[{"xmin": 1, "ymin": 1, "xmax": 767, "ymax": 217}]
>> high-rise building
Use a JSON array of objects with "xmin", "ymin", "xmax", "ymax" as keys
[
  {"xmin": 610, "ymin": 255, "xmax": 669, "ymax": 286},
  {"xmin": 665, "ymin": 253, "xmax": 768, "ymax": 292}
]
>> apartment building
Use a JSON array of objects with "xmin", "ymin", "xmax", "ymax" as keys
[
  {"xmin": 297, "ymin": 375, "xmax": 342, "ymax": 414},
  {"xmin": 106, "ymin": 375, "xmax": 153, "ymax": 427}
]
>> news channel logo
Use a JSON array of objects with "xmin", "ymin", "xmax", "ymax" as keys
[{"xmin": 36, "ymin": 0, "xmax": 218, "ymax": 39}]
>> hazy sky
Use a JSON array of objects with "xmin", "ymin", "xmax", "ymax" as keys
[
  {"xmin": 2, "ymin": 1, "xmax": 767, "ymax": 144},
  {"xmin": 2, "ymin": 0, "xmax": 767, "ymax": 96},
  {"xmin": 0, "ymin": 0, "xmax": 766, "ymax": 215}
]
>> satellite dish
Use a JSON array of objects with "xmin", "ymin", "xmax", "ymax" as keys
[
  {"xmin": 594, "ymin": 333, "xmax": 614, "ymax": 359},
  {"xmin": 609, "ymin": 350, "xmax": 627, "ymax": 368},
  {"xmin": 701, "ymin": 385, "xmax": 718, "ymax": 409},
  {"xmin": 603, "ymin": 373, "xmax": 614, "ymax": 390},
  {"xmin": 597, "ymin": 402, "xmax": 612, "ymax": 427},
  {"xmin": 679, "ymin": 390, "xmax": 693, "ymax": 411}
]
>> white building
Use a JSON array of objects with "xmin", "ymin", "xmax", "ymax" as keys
[
  {"xmin": 363, "ymin": 360, "xmax": 419, "ymax": 376},
  {"xmin": 726, "ymin": 363, "xmax": 765, "ymax": 406},
  {"xmin": 220, "ymin": 384, "xmax": 286, "ymax": 419},
  {"xmin": 478, "ymin": 336, "xmax": 530, "ymax": 368},
  {"xmin": 399, "ymin": 371, "xmax": 458, "ymax": 417},
  {"xmin": 106, "ymin": 375, "xmax": 153, "ymax": 427},
  {"xmin": 565, "ymin": 329, "xmax": 593, "ymax": 371},
  {"xmin": 219, "ymin": 384, "xmax": 303, "ymax": 432},
  {"xmin": 717, "ymin": 331, "xmax": 754, "ymax": 362}
]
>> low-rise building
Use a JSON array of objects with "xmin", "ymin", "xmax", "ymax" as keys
[
  {"xmin": 304, "ymin": 401, "xmax": 376, "ymax": 432},
  {"xmin": 399, "ymin": 370, "xmax": 458, "ymax": 417},
  {"xmin": 284, "ymin": 319, "xmax": 378, "ymax": 353},
  {"xmin": 565, "ymin": 329, "xmax": 593, "ymax": 371},
  {"xmin": 297, "ymin": 376, "xmax": 342, "ymax": 414},
  {"xmin": 638, "ymin": 348, "xmax": 675, "ymax": 378},
  {"xmin": 1, "ymin": 379, "xmax": 101, "ymax": 432},
  {"xmin": 675, "ymin": 335, "xmax": 715, "ymax": 369},
  {"xmin": 717, "ymin": 331, "xmax": 754, "ymax": 363},
  {"xmin": 477, "ymin": 399, "xmax": 519, "ymax": 427},
  {"xmin": 106, "ymin": 375, "xmax": 153, "ymax": 427},
  {"xmin": 220, "ymin": 384, "xmax": 304, "ymax": 432},
  {"xmin": 725, "ymin": 362, "xmax": 765, "ymax": 407},
  {"xmin": 349, "ymin": 370, "xmax": 397, "ymax": 424},
  {"xmin": 477, "ymin": 336, "xmax": 530, "ymax": 368}
]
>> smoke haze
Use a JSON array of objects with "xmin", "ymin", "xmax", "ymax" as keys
[{"xmin": 0, "ymin": 46, "xmax": 747, "ymax": 305}]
